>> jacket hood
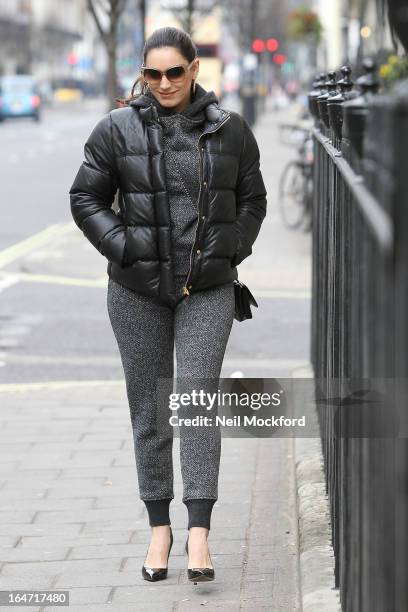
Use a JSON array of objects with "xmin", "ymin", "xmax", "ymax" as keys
[{"xmin": 129, "ymin": 82, "xmax": 222, "ymax": 124}]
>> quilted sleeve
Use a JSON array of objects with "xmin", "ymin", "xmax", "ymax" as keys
[
  {"xmin": 69, "ymin": 112, "xmax": 127, "ymax": 267},
  {"xmin": 231, "ymin": 117, "xmax": 267, "ymax": 268}
]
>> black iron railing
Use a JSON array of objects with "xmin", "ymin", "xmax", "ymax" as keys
[{"xmin": 309, "ymin": 62, "xmax": 408, "ymax": 612}]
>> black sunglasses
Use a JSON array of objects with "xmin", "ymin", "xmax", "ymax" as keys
[{"xmin": 141, "ymin": 58, "xmax": 196, "ymax": 83}]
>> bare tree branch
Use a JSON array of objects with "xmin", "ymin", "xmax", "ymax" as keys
[
  {"xmin": 87, "ymin": 0, "xmax": 127, "ymax": 110},
  {"xmin": 110, "ymin": 0, "xmax": 123, "ymax": 18},
  {"xmin": 109, "ymin": 0, "xmax": 119, "ymax": 14},
  {"xmin": 165, "ymin": 0, "xmax": 220, "ymax": 35},
  {"xmin": 87, "ymin": 0, "xmax": 107, "ymax": 45},
  {"xmin": 96, "ymin": 0, "xmax": 111, "ymax": 16}
]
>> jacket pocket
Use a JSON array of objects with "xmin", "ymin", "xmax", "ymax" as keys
[{"xmin": 125, "ymin": 225, "xmax": 157, "ymax": 264}]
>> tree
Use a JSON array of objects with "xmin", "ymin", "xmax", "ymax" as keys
[
  {"xmin": 139, "ymin": 0, "xmax": 146, "ymax": 46},
  {"xmin": 383, "ymin": 0, "xmax": 408, "ymax": 52},
  {"xmin": 162, "ymin": 0, "xmax": 219, "ymax": 35},
  {"xmin": 87, "ymin": 0, "xmax": 127, "ymax": 109},
  {"xmin": 221, "ymin": 0, "xmax": 287, "ymax": 53}
]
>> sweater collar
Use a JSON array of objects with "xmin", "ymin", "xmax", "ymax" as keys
[{"xmin": 129, "ymin": 82, "xmax": 228, "ymax": 126}]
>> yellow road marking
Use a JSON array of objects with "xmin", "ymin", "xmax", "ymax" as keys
[
  {"xmin": 0, "ymin": 222, "xmax": 76, "ymax": 269},
  {"xmin": 0, "ymin": 380, "xmax": 125, "ymax": 393},
  {"xmin": 0, "ymin": 272, "xmax": 309, "ymax": 294},
  {"xmin": 0, "ymin": 274, "xmax": 20, "ymax": 292},
  {"xmin": 0, "ymin": 271, "xmax": 107, "ymax": 288}
]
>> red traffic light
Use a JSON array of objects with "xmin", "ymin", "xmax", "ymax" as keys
[
  {"xmin": 252, "ymin": 38, "xmax": 265, "ymax": 53},
  {"xmin": 266, "ymin": 38, "xmax": 279, "ymax": 52},
  {"xmin": 273, "ymin": 54, "xmax": 287, "ymax": 65}
]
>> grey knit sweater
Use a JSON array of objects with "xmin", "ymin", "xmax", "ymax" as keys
[{"xmin": 137, "ymin": 84, "xmax": 218, "ymax": 277}]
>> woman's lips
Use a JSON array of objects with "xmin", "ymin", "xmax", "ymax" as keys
[{"xmin": 159, "ymin": 92, "xmax": 175, "ymax": 96}]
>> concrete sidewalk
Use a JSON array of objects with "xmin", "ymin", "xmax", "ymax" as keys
[
  {"xmin": 0, "ymin": 383, "xmax": 300, "ymax": 611},
  {"xmin": 0, "ymin": 97, "xmax": 311, "ymax": 611}
]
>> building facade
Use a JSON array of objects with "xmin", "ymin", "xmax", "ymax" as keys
[{"xmin": 0, "ymin": 0, "xmax": 100, "ymax": 82}]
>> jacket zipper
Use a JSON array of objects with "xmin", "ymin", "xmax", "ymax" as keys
[
  {"xmin": 182, "ymin": 137, "xmax": 203, "ymax": 296},
  {"xmin": 182, "ymin": 113, "xmax": 231, "ymax": 296}
]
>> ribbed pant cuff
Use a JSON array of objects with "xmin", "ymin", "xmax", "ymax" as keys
[
  {"xmin": 143, "ymin": 498, "xmax": 172, "ymax": 527},
  {"xmin": 183, "ymin": 498, "xmax": 216, "ymax": 530}
]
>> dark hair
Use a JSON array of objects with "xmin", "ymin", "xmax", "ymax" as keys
[{"xmin": 117, "ymin": 27, "xmax": 198, "ymax": 106}]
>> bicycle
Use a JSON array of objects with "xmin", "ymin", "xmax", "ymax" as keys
[{"xmin": 278, "ymin": 122, "xmax": 314, "ymax": 232}]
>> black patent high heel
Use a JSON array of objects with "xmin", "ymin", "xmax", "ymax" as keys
[
  {"xmin": 142, "ymin": 526, "xmax": 173, "ymax": 582},
  {"xmin": 185, "ymin": 534, "xmax": 215, "ymax": 584}
]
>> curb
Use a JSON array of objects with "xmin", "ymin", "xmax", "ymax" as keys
[{"xmin": 291, "ymin": 364, "xmax": 342, "ymax": 612}]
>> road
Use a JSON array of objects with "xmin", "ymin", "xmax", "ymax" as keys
[{"xmin": 0, "ymin": 99, "xmax": 126, "ymax": 384}]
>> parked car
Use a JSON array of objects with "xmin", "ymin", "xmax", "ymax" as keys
[{"xmin": 0, "ymin": 74, "xmax": 41, "ymax": 122}]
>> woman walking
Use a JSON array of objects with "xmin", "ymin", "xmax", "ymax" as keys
[{"xmin": 69, "ymin": 26, "xmax": 267, "ymax": 584}]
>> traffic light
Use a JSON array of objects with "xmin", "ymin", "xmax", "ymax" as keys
[
  {"xmin": 273, "ymin": 54, "xmax": 287, "ymax": 65},
  {"xmin": 252, "ymin": 38, "xmax": 265, "ymax": 53},
  {"xmin": 266, "ymin": 38, "xmax": 279, "ymax": 52}
]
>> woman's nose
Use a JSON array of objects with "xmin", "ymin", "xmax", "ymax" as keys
[{"xmin": 160, "ymin": 75, "xmax": 172, "ymax": 88}]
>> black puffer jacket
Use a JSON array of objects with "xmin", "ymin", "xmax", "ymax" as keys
[{"xmin": 69, "ymin": 86, "xmax": 267, "ymax": 307}]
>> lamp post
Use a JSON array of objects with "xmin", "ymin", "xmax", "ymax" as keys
[{"xmin": 240, "ymin": 51, "xmax": 258, "ymax": 126}]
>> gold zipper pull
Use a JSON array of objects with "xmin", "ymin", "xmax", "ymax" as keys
[{"xmin": 182, "ymin": 286, "xmax": 190, "ymax": 296}]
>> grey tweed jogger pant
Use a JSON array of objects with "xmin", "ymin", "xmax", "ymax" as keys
[{"xmin": 106, "ymin": 274, "xmax": 235, "ymax": 530}]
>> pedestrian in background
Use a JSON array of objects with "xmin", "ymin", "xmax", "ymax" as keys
[{"xmin": 69, "ymin": 26, "xmax": 266, "ymax": 584}]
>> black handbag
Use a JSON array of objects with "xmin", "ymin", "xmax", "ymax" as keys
[{"xmin": 233, "ymin": 280, "xmax": 259, "ymax": 322}]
